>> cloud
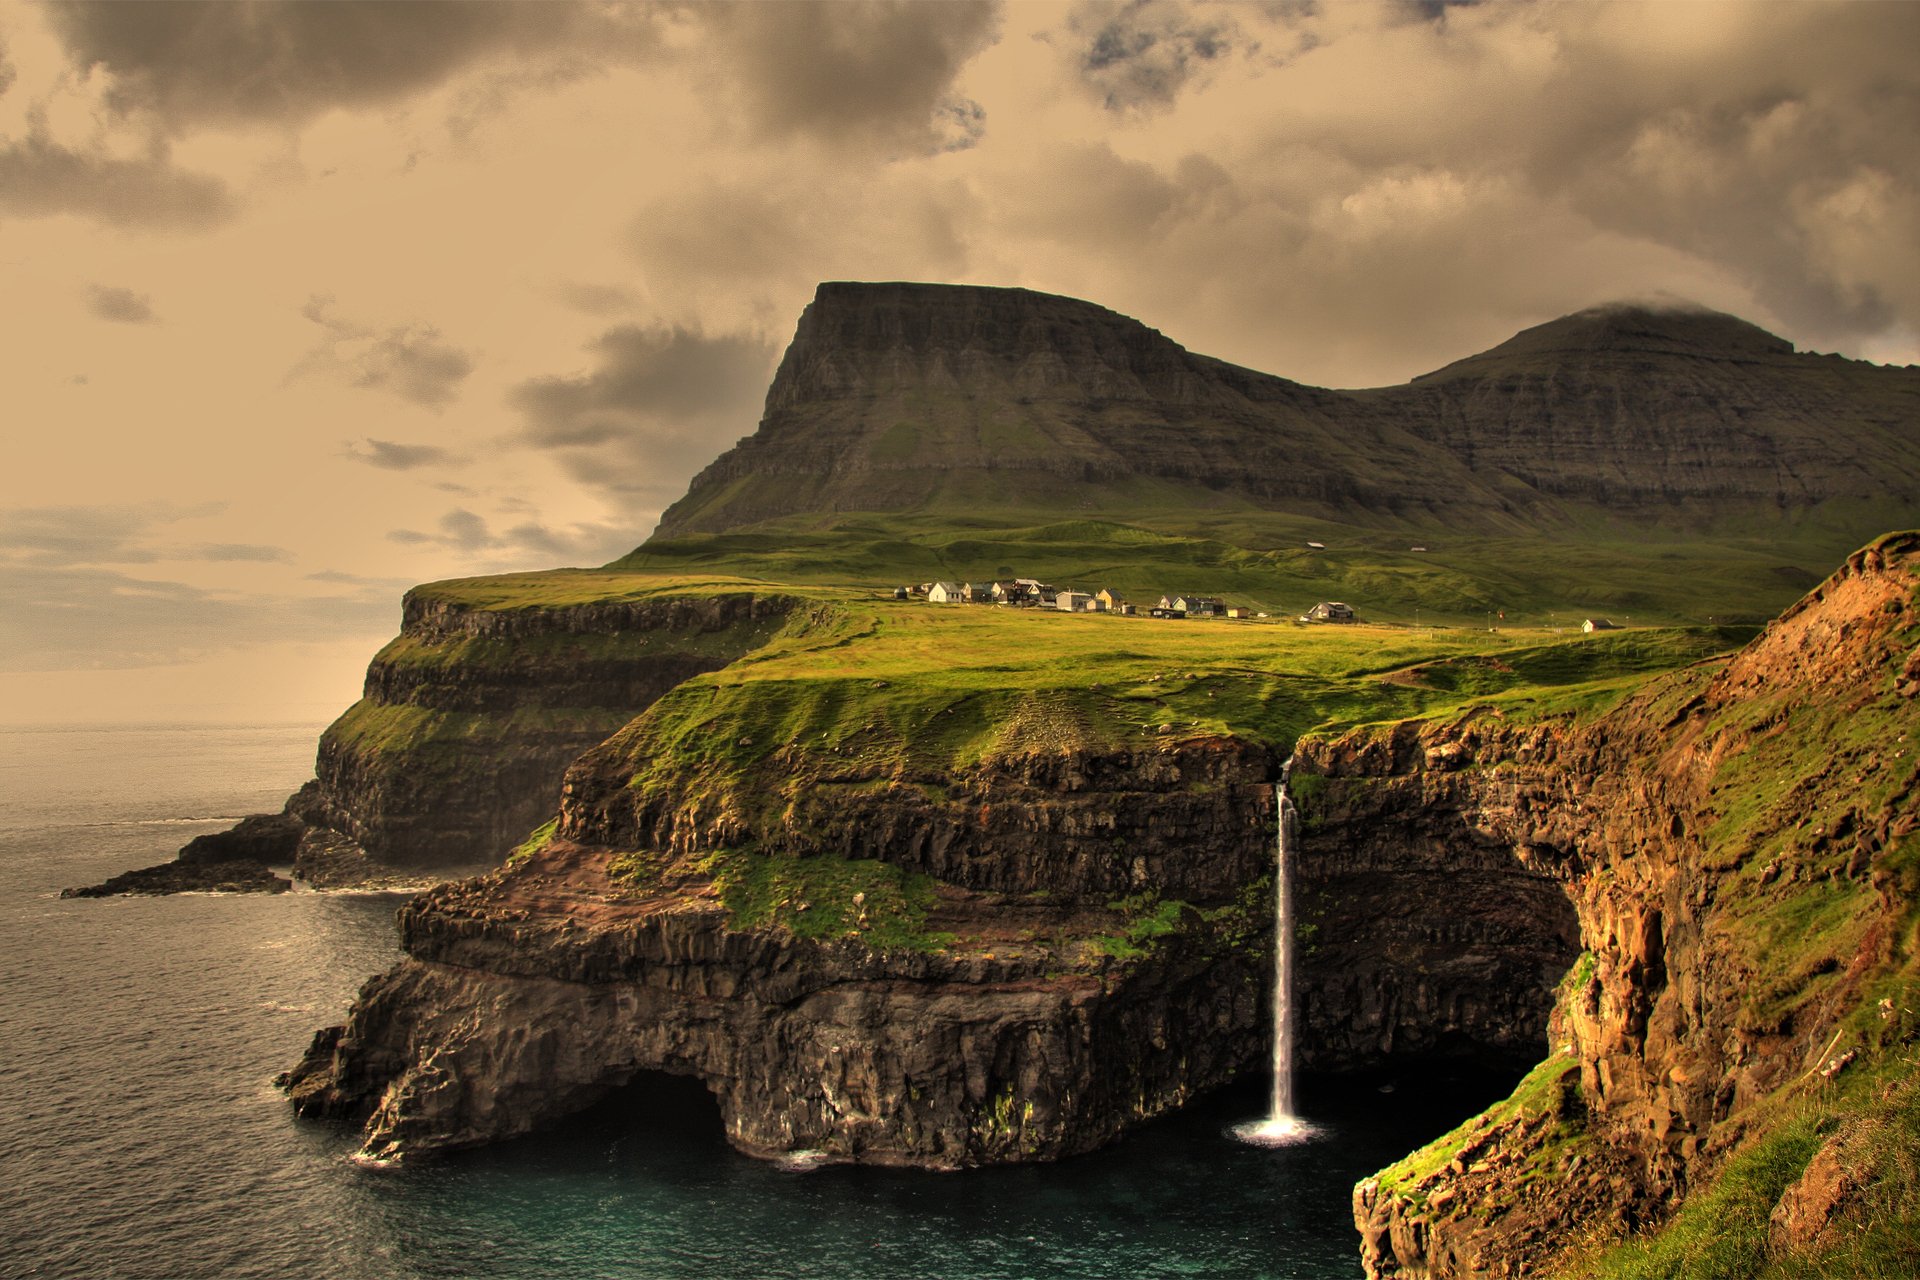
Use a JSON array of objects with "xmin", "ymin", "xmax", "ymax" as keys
[
  {"xmin": 342, "ymin": 437, "xmax": 460, "ymax": 471},
  {"xmin": 86, "ymin": 283, "xmax": 159, "ymax": 324},
  {"xmin": 0, "ymin": 504, "xmax": 293, "ymax": 568},
  {"xmin": 967, "ymin": 1, "xmax": 1920, "ymax": 383},
  {"xmin": 0, "ymin": 562, "xmax": 393, "ymax": 672},
  {"xmin": 508, "ymin": 325, "xmax": 780, "ymax": 511},
  {"xmin": 192, "ymin": 543, "xmax": 291, "ymax": 563},
  {"xmin": 0, "ymin": 131, "xmax": 237, "ymax": 231},
  {"xmin": 696, "ymin": 0, "xmax": 1000, "ymax": 152},
  {"xmin": 305, "ymin": 569, "xmax": 413, "ymax": 588},
  {"xmin": 384, "ymin": 507, "xmax": 637, "ymax": 566},
  {"xmin": 290, "ymin": 295, "xmax": 474, "ymax": 409},
  {"xmin": 1066, "ymin": 0, "xmax": 1236, "ymax": 112},
  {"xmin": 623, "ymin": 167, "xmax": 975, "ymax": 326},
  {"xmin": 553, "ymin": 281, "xmax": 642, "ymax": 317},
  {"xmin": 40, "ymin": 0, "xmax": 665, "ymax": 133}
]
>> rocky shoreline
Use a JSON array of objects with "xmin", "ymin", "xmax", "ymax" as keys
[{"xmin": 62, "ymin": 812, "xmax": 303, "ymax": 897}]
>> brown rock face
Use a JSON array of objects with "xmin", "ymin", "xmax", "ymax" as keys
[{"xmin": 1338, "ymin": 532, "xmax": 1920, "ymax": 1277}]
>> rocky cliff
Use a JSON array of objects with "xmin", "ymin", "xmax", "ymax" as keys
[
  {"xmin": 281, "ymin": 738, "xmax": 1278, "ymax": 1166},
  {"xmin": 280, "ymin": 578, "xmax": 795, "ymax": 882},
  {"xmin": 653, "ymin": 284, "xmax": 1920, "ymax": 546},
  {"xmin": 1329, "ymin": 531, "xmax": 1920, "ymax": 1276},
  {"xmin": 280, "ymin": 596, "xmax": 1640, "ymax": 1169}
]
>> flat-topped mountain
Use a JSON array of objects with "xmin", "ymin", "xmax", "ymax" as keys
[{"xmin": 652, "ymin": 283, "xmax": 1920, "ymax": 545}]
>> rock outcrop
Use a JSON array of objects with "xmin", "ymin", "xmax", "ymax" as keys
[
  {"xmin": 62, "ymin": 812, "xmax": 301, "ymax": 897},
  {"xmin": 1337, "ymin": 531, "xmax": 1920, "ymax": 1276}
]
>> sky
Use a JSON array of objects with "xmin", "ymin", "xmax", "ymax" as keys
[{"xmin": 3, "ymin": 0, "xmax": 1918, "ymax": 727}]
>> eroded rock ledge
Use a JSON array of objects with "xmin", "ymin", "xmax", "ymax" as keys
[{"xmin": 283, "ymin": 838, "xmax": 1263, "ymax": 1166}]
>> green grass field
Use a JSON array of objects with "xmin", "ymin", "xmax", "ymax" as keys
[{"xmin": 611, "ymin": 512, "xmax": 1850, "ymax": 629}]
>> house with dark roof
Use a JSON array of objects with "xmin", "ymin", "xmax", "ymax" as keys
[{"xmin": 1306, "ymin": 601, "xmax": 1356, "ymax": 623}]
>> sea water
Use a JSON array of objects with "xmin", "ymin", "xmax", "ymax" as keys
[{"xmin": 0, "ymin": 724, "xmax": 1511, "ymax": 1280}]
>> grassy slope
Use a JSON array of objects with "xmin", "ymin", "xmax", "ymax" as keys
[
  {"xmin": 602, "ymin": 588, "xmax": 1745, "ymax": 806},
  {"xmin": 616, "ymin": 514, "xmax": 1842, "ymax": 628}
]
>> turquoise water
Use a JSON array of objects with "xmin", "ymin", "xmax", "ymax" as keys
[{"xmin": 0, "ymin": 724, "xmax": 1507, "ymax": 1279}]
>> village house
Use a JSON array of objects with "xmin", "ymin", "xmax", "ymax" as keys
[
  {"xmin": 1095, "ymin": 588, "xmax": 1127, "ymax": 613},
  {"xmin": 1306, "ymin": 601, "xmax": 1356, "ymax": 623},
  {"xmin": 1226, "ymin": 606, "xmax": 1252, "ymax": 619},
  {"xmin": 988, "ymin": 580, "xmax": 1025, "ymax": 604},
  {"xmin": 1056, "ymin": 590, "xmax": 1092, "ymax": 612},
  {"xmin": 1582, "ymin": 617, "xmax": 1620, "ymax": 632},
  {"xmin": 927, "ymin": 581, "xmax": 964, "ymax": 604},
  {"xmin": 1168, "ymin": 594, "xmax": 1224, "ymax": 617}
]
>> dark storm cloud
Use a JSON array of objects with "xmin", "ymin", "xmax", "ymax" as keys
[
  {"xmin": 1067, "ymin": 0, "xmax": 1235, "ymax": 112},
  {"xmin": 697, "ymin": 0, "xmax": 1000, "ymax": 151},
  {"xmin": 342, "ymin": 438, "xmax": 460, "ymax": 471},
  {"xmin": 509, "ymin": 325, "xmax": 778, "ymax": 508},
  {"xmin": 0, "ymin": 131, "xmax": 236, "ymax": 230},
  {"xmin": 385, "ymin": 507, "xmax": 636, "ymax": 565},
  {"xmin": 292, "ymin": 296, "xmax": 474, "ymax": 410},
  {"xmin": 1004, "ymin": 2, "xmax": 1920, "ymax": 382},
  {"xmin": 39, "ymin": 0, "xmax": 663, "ymax": 132},
  {"xmin": 86, "ymin": 283, "xmax": 159, "ymax": 324}
]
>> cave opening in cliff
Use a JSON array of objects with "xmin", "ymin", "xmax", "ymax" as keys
[{"xmin": 558, "ymin": 1069, "xmax": 728, "ymax": 1151}]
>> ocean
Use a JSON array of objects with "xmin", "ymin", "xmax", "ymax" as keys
[{"xmin": 0, "ymin": 723, "xmax": 1505, "ymax": 1280}]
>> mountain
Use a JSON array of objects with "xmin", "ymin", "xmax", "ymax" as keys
[{"xmin": 650, "ymin": 283, "xmax": 1920, "ymax": 553}]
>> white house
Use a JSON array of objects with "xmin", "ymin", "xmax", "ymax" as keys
[{"xmin": 927, "ymin": 581, "xmax": 963, "ymax": 604}]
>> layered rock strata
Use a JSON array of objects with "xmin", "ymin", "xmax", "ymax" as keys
[
  {"xmin": 283, "ymin": 820, "xmax": 1266, "ymax": 1166},
  {"xmin": 271, "ymin": 585, "xmax": 794, "ymax": 880},
  {"xmin": 1337, "ymin": 532, "xmax": 1920, "ymax": 1276}
]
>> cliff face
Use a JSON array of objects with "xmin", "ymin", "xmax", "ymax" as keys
[
  {"xmin": 281, "ymin": 623, "xmax": 1605, "ymax": 1169},
  {"xmin": 1291, "ymin": 725, "xmax": 1583, "ymax": 1071},
  {"xmin": 563, "ymin": 728, "xmax": 1278, "ymax": 899},
  {"xmin": 652, "ymin": 283, "xmax": 1920, "ymax": 543},
  {"xmin": 285, "ymin": 583, "xmax": 795, "ymax": 880},
  {"xmin": 282, "ymin": 746, "xmax": 1275, "ymax": 1166},
  {"xmin": 1332, "ymin": 532, "xmax": 1920, "ymax": 1277}
]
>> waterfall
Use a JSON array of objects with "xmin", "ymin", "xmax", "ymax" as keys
[
  {"xmin": 1233, "ymin": 759, "xmax": 1317, "ymax": 1146},
  {"xmin": 1269, "ymin": 765, "xmax": 1298, "ymax": 1119}
]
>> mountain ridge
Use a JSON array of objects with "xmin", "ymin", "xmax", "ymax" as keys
[{"xmin": 650, "ymin": 282, "xmax": 1920, "ymax": 554}]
